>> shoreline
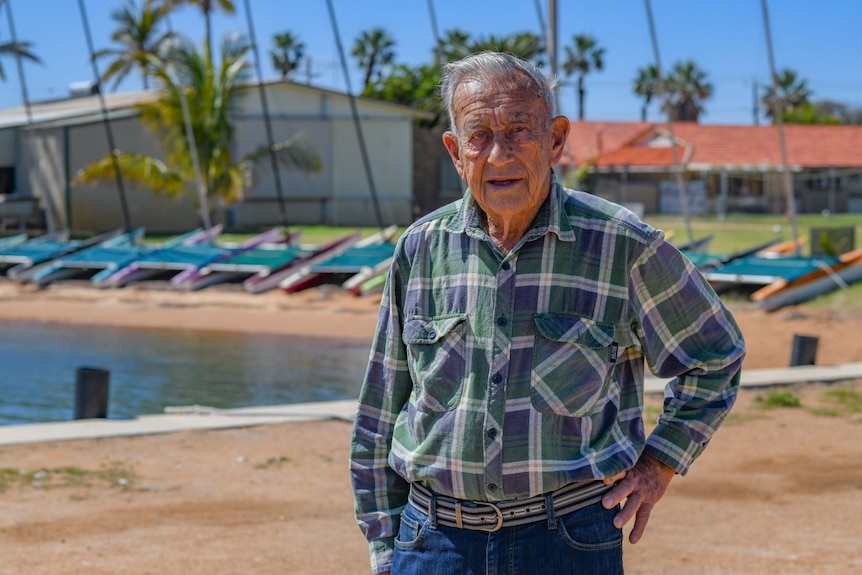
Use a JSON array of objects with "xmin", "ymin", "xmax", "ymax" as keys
[
  {"xmin": 0, "ymin": 281, "xmax": 380, "ymax": 341},
  {"xmin": 3, "ymin": 279, "xmax": 862, "ymax": 370}
]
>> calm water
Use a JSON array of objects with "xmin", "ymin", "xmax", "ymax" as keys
[{"xmin": 0, "ymin": 321, "xmax": 371, "ymax": 425}]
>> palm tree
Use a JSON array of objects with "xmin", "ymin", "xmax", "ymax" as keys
[
  {"xmin": 663, "ymin": 60, "xmax": 713, "ymax": 122},
  {"xmin": 467, "ymin": 32, "xmax": 544, "ymax": 63},
  {"xmin": 0, "ymin": 41, "xmax": 40, "ymax": 81},
  {"xmin": 270, "ymin": 31, "xmax": 305, "ymax": 80},
  {"xmin": 439, "ymin": 28, "xmax": 471, "ymax": 61},
  {"xmin": 761, "ymin": 68, "xmax": 812, "ymax": 122},
  {"xmin": 562, "ymin": 34, "xmax": 605, "ymax": 121},
  {"xmin": 351, "ymin": 27, "xmax": 396, "ymax": 89},
  {"xmin": 0, "ymin": 1, "xmax": 41, "ymax": 83},
  {"xmin": 633, "ymin": 64, "xmax": 659, "ymax": 122},
  {"xmin": 74, "ymin": 38, "xmax": 320, "ymax": 218},
  {"xmin": 95, "ymin": 0, "xmax": 174, "ymax": 91},
  {"xmin": 166, "ymin": 0, "xmax": 235, "ymax": 60}
]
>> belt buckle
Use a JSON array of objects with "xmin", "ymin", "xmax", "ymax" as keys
[{"xmin": 476, "ymin": 502, "xmax": 504, "ymax": 532}]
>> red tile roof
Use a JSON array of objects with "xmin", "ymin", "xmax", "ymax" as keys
[{"xmin": 561, "ymin": 121, "xmax": 862, "ymax": 169}]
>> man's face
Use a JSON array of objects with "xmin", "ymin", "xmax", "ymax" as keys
[{"xmin": 443, "ymin": 74, "xmax": 569, "ymax": 228}]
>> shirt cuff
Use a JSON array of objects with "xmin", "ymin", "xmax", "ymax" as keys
[
  {"xmin": 369, "ymin": 538, "xmax": 395, "ymax": 575},
  {"xmin": 644, "ymin": 421, "xmax": 707, "ymax": 476}
]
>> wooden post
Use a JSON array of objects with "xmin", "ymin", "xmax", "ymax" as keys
[
  {"xmin": 790, "ymin": 335, "xmax": 819, "ymax": 367},
  {"xmin": 74, "ymin": 367, "xmax": 110, "ymax": 420}
]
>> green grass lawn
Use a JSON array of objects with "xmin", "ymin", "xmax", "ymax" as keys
[{"xmin": 644, "ymin": 213, "xmax": 862, "ymax": 256}]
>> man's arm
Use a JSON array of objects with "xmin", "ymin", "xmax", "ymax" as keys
[
  {"xmin": 613, "ymin": 234, "xmax": 744, "ymax": 542},
  {"xmin": 630, "ymin": 234, "xmax": 745, "ymax": 475},
  {"xmin": 349, "ymin": 255, "xmax": 413, "ymax": 575}
]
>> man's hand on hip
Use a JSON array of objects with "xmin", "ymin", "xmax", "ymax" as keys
[{"xmin": 600, "ymin": 454, "xmax": 675, "ymax": 544}]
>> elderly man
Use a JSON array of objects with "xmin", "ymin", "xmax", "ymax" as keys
[{"xmin": 350, "ymin": 51, "xmax": 744, "ymax": 575}]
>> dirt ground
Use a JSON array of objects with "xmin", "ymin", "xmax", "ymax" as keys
[{"xmin": 0, "ymin": 282, "xmax": 861, "ymax": 574}]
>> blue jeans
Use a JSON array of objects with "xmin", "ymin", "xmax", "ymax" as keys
[{"xmin": 392, "ymin": 498, "xmax": 624, "ymax": 575}]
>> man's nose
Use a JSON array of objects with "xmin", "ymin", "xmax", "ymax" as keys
[{"xmin": 487, "ymin": 132, "xmax": 514, "ymax": 164}]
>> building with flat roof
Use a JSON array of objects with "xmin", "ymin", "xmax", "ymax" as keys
[{"xmin": 0, "ymin": 80, "xmax": 432, "ymax": 234}]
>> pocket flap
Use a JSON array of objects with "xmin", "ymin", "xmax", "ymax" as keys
[
  {"xmin": 533, "ymin": 314, "xmax": 615, "ymax": 349},
  {"xmin": 403, "ymin": 314, "xmax": 468, "ymax": 344}
]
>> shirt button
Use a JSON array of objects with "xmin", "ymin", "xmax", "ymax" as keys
[
  {"xmin": 488, "ymin": 483, "xmax": 498, "ymax": 492},
  {"xmin": 496, "ymin": 316, "xmax": 507, "ymax": 327},
  {"xmin": 427, "ymin": 331, "xmax": 436, "ymax": 339},
  {"xmin": 487, "ymin": 428, "xmax": 497, "ymax": 439},
  {"xmin": 501, "ymin": 262, "xmax": 510, "ymax": 270},
  {"xmin": 492, "ymin": 373, "xmax": 502, "ymax": 384}
]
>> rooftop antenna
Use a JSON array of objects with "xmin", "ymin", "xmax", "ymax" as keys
[
  {"xmin": 644, "ymin": 0, "xmax": 695, "ymax": 247},
  {"xmin": 761, "ymin": 0, "xmax": 801, "ymax": 256},
  {"xmin": 76, "ymin": 0, "xmax": 134, "ymax": 235},
  {"xmin": 242, "ymin": 0, "xmax": 291, "ymax": 232},
  {"xmin": 3, "ymin": 0, "xmax": 59, "ymax": 234},
  {"xmin": 325, "ymin": 0, "xmax": 385, "ymax": 230}
]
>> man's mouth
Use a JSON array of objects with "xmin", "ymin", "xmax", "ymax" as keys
[{"xmin": 487, "ymin": 178, "xmax": 521, "ymax": 188}]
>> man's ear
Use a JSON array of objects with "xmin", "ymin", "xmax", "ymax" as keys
[
  {"xmin": 548, "ymin": 115, "xmax": 571, "ymax": 166},
  {"xmin": 443, "ymin": 131, "xmax": 466, "ymax": 179}
]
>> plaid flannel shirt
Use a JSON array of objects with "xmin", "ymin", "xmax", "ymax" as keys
[{"xmin": 350, "ymin": 179, "xmax": 745, "ymax": 574}]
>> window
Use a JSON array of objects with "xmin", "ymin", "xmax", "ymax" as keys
[{"xmin": 0, "ymin": 167, "xmax": 14, "ymax": 195}]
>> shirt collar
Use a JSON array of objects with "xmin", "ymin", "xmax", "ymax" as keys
[{"xmin": 445, "ymin": 171, "xmax": 576, "ymax": 244}]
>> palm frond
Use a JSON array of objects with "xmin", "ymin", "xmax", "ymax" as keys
[
  {"xmin": 243, "ymin": 133, "xmax": 322, "ymax": 174},
  {"xmin": 72, "ymin": 153, "xmax": 186, "ymax": 197}
]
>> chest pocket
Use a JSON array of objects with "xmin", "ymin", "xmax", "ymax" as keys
[
  {"xmin": 403, "ymin": 314, "xmax": 469, "ymax": 413},
  {"xmin": 531, "ymin": 313, "xmax": 616, "ymax": 417}
]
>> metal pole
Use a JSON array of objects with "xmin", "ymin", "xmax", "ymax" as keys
[
  {"xmin": 761, "ymin": 0, "xmax": 801, "ymax": 255},
  {"xmin": 427, "ymin": 0, "xmax": 443, "ymax": 68},
  {"xmin": 644, "ymin": 0, "xmax": 694, "ymax": 245},
  {"xmin": 546, "ymin": 0, "xmax": 559, "ymax": 113}
]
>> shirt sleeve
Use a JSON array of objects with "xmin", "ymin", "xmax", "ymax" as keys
[
  {"xmin": 349, "ymin": 246, "xmax": 412, "ymax": 575},
  {"xmin": 628, "ymin": 234, "xmax": 746, "ymax": 475}
]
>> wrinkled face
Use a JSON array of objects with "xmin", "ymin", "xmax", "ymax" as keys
[{"xmin": 443, "ymin": 73, "xmax": 569, "ymax": 228}]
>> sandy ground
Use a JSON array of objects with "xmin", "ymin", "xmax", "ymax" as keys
[{"xmin": 0, "ymin": 280, "xmax": 861, "ymax": 574}]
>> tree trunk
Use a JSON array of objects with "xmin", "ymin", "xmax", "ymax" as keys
[{"xmin": 577, "ymin": 76, "xmax": 585, "ymax": 120}]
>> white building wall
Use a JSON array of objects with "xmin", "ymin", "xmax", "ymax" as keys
[{"xmin": 10, "ymin": 82, "xmax": 423, "ymax": 233}]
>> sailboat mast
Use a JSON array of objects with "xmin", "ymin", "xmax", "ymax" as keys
[
  {"xmin": 242, "ymin": 0, "xmax": 290, "ymax": 231},
  {"xmin": 76, "ymin": 0, "xmax": 133, "ymax": 235},
  {"xmin": 644, "ymin": 0, "xmax": 695, "ymax": 246}
]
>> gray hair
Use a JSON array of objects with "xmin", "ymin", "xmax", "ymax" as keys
[{"xmin": 439, "ymin": 51, "xmax": 559, "ymax": 133}]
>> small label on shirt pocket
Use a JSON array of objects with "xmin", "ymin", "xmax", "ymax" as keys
[
  {"xmin": 403, "ymin": 314, "xmax": 469, "ymax": 413},
  {"xmin": 531, "ymin": 313, "xmax": 616, "ymax": 417}
]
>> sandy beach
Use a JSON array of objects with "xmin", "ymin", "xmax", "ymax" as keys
[{"xmin": 1, "ymin": 280, "xmax": 861, "ymax": 574}]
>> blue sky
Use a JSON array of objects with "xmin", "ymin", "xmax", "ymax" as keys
[{"xmin": 1, "ymin": 0, "xmax": 860, "ymax": 125}]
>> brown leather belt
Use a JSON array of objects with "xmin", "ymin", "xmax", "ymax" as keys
[{"xmin": 408, "ymin": 480, "xmax": 612, "ymax": 532}]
